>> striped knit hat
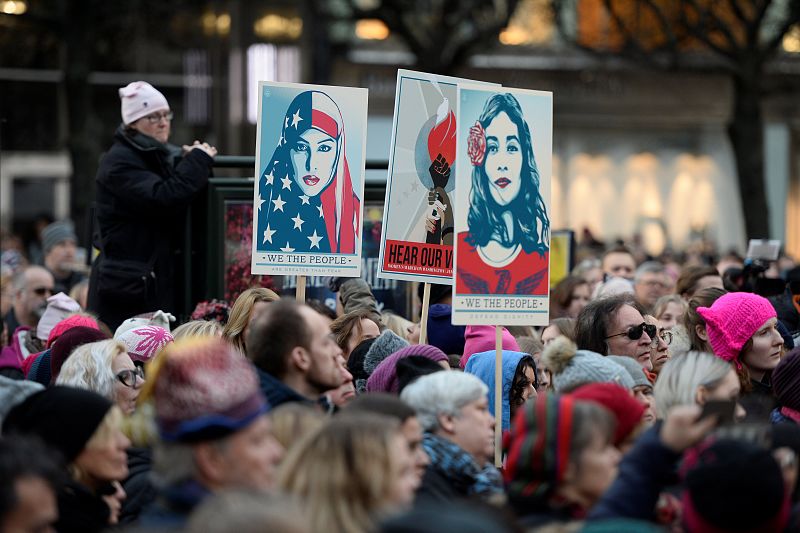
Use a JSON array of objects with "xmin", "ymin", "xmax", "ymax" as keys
[{"xmin": 504, "ymin": 394, "xmax": 575, "ymax": 503}]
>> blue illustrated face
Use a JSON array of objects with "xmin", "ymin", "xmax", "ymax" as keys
[
  {"xmin": 483, "ymin": 111, "xmax": 522, "ymax": 207},
  {"xmin": 290, "ymin": 128, "xmax": 337, "ymax": 197}
]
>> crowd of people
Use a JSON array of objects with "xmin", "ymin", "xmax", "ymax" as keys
[
  {"xmin": 2, "ymin": 240, "xmax": 799, "ymax": 532},
  {"xmin": 2, "ymin": 81, "xmax": 800, "ymax": 533}
]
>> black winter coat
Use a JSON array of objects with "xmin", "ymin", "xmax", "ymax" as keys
[
  {"xmin": 88, "ymin": 126, "xmax": 213, "ymax": 330},
  {"xmin": 55, "ymin": 479, "xmax": 111, "ymax": 533},
  {"xmin": 415, "ymin": 465, "xmax": 465, "ymax": 504},
  {"xmin": 119, "ymin": 446, "xmax": 155, "ymax": 525}
]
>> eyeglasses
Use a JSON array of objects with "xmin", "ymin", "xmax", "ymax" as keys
[
  {"xmin": 116, "ymin": 367, "xmax": 145, "ymax": 388},
  {"xmin": 144, "ymin": 111, "xmax": 173, "ymax": 124},
  {"xmin": 31, "ymin": 287, "xmax": 53, "ymax": 296},
  {"xmin": 652, "ymin": 330, "xmax": 673, "ymax": 346},
  {"xmin": 605, "ymin": 322, "xmax": 657, "ymax": 342}
]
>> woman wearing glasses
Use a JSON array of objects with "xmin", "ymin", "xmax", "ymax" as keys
[
  {"xmin": 575, "ymin": 293, "xmax": 655, "ymax": 371},
  {"xmin": 56, "ymin": 339, "xmax": 145, "ymax": 415},
  {"xmin": 89, "ymin": 81, "xmax": 217, "ymax": 331},
  {"xmin": 645, "ymin": 314, "xmax": 672, "ymax": 375}
]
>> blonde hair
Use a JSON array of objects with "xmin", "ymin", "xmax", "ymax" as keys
[
  {"xmin": 71, "ymin": 406, "xmax": 125, "ymax": 485},
  {"xmin": 380, "ymin": 311, "xmax": 414, "ymax": 342},
  {"xmin": 68, "ymin": 279, "xmax": 90, "ymax": 308},
  {"xmin": 268, "ymin": 403, "xmax": 326, "ymax": 451},
  {"xmin": 653, "ymin": 351, "xmax": 733, "ymax": 418},
  {"xmin": 187, "ymin": 490, "xmax": 310, "ymax": 533},
  {"xmin": 278, "ymin": 414, "xmax": 401, "ymax": 533},
  {"xmin": 223, "ymin": 288, "xmax": 280, "ymax": 355},
  {"xmin": 85, "ymin": 405, "xmax": 124, "ymax": 450},
  {"xmin": 57, "ymin": 339, "xmax": 127, "ymax": 402},
  {"xmin": 173, "ymin": 319, "xmax": 224, "ymax": 340}
]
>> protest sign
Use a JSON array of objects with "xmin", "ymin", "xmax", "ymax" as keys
[
  {"xmin": 251, "ymin": 82, "xmax": 368, "ymax": 278},
  {"xmin": 377, "ymin": 70, "xmax": 497, "ymax": 285},
  {"xmin": 452, "ymin": 86, "xmax": 553, "ymax": 326}
]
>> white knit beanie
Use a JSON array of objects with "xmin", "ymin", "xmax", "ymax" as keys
[{"xmin": 119, "ymin": 81, "xmax": 169, "ymax": 125}]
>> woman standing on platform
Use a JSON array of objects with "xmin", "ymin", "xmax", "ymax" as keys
[{"xmin": 89, "ymin": 81, "xmax": 216, "ymax": 331}]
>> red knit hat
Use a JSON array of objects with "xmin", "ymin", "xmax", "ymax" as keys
[
  {"xmin": 46, "ymin": 314, "xmax": 99, "ymax": 348},
  {"xmin": 696, "ymin": 292, "xmax": 776, "ymax": 368},
  {"xmin": 571, "ymin": 383, "xmax": 645, "ymax": 446}
]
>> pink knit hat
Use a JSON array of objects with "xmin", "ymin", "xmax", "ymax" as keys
[
  {"xmin": 366, "ymin": 344, "xmax": 448, "ymax": 393},
  {"xmin": 460, "ymin": 325, "xmax": 519, "ymax": 369},
  {"xmin": 697, "ymin": 292, "xmax": 776, "ymax": 367},
  {"xmin": 46, "ymin": 314, "xmax": 99, "ymax": 348},
  {"xmin": 119, "ymin": 81, "xmax": 169, "ymax": 125},
  {"xmin": 117, "ymin": 325, "xmax": 174, "ymax": 364}
]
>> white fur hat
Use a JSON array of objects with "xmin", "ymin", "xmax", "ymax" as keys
[{"xmin": 119, "ymin": 81, "xmax": 169, "ymax": 125}]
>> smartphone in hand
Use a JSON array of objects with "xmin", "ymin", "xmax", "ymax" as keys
[{"xmin": 700, "ymin": 400, "xmax": 737, "ymax": 426}]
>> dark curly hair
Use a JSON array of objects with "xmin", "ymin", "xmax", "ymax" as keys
[{"xmin": 509, "ymin": 355, "xmax": 537, "ymax": 420}]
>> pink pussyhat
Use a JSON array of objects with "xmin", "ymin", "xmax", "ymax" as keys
[{"xmin": 697, "ymin": 292, "xmax": 777, "ymax": 368}]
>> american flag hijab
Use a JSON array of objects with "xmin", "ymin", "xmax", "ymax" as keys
[{"xmin": 257, "ymin": 90, "xmax": 360, "ymax": 254}]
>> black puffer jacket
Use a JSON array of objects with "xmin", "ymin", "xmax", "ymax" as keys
[{"xmin": 88, "ymin": 126, "xmax": 213, "ymax": 330}]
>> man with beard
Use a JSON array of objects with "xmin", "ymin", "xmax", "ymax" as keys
[{"xmin": 246, "ymin": 300, "xmax": 345, "ymax": 410}]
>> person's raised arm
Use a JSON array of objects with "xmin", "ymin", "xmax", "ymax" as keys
[{"xmin": 589, "ymin": 405, "xmax": 717, "ymax": 522}]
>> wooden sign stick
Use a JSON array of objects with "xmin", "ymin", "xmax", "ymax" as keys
[
  {"xmin": 419, "ymin": 283, "xmax": 431, "ymax": 344},
  {"xmin": 494, "ymin": 325, "xmax": 503, "ymax": 467}
]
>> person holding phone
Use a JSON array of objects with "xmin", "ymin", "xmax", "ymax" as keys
[{"xmin": 654, "ymin": 350, "xmax": 746, "ymax": 423}]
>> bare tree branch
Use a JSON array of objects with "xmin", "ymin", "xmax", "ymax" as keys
[
  {"xmin": 726, "ymin": 0, "xmax": 750, "ymax": 27},
  {"xmin": 348, "ymin": 0, "xmax": 519, "ymax": 73},
  {"xmin": 683, "ymin": 0, "xmax": 742, "ymax": 56},
  {"xmin": 639, "ymin": 0, "xmax": 680, "ymax": 52}
]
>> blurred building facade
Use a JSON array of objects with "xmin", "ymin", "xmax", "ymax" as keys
[{"xmin": 1, "ymin": 0, "xmax": 798, "ymax": 258}]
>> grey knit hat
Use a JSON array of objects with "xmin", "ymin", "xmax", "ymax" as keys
[
  {"xmin": 350, "ymin": 330, "xmax": 409, "ymax": 393},
  {"xmin": 41, "ymin": 221, "xmax": 77, "ymax": 253},
  {"xmin": 607, "ymin": 356, "xmax": 651, "ymax": 389},
  {"xmin": 542, "ymin": 336, "xmax": 634, "ymax": 393},
  {"xmin": 364, "ymin": 330, "xmax": 409, "ymax": 374}
]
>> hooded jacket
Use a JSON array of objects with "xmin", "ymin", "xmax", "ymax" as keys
[{"xmin": 465, "ymin": 350, "xmax": 529, "ymax": 432}]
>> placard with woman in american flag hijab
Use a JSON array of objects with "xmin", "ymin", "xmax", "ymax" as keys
[{"xmin": 251, "ymin": 82, "xmax": 368, "ymax": 277}]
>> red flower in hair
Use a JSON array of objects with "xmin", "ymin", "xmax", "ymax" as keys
[{"xmin": 467, "ymin": 121, "xmax": 486, "ymax": 167}]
